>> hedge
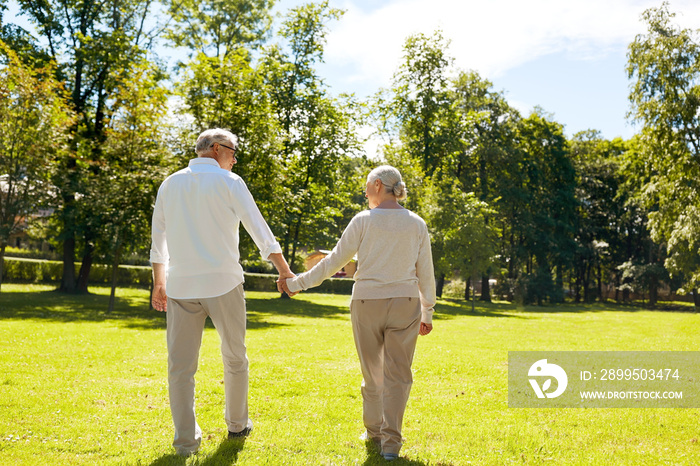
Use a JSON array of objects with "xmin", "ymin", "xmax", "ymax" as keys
[
  {"xmin": 1, "ymin": 258, "xmax": 152, "ymax": 287},
  {"xmin": 1, "ymin": 258, "xmax": 354, "ymax": 295}
]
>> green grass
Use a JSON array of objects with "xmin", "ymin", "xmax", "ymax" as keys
[{"xmin": 1, "ymin": 284, "xmax": 699, "ymax": 465}]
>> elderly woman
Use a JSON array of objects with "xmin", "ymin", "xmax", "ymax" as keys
[{"xmin": 283, "ymin": 165, "xmax": 436, "ymax": 461}]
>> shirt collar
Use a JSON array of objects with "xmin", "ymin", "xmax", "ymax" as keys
[{"xmin": 189, "ymin": 157, "xmax": 221, "ymax": 168}]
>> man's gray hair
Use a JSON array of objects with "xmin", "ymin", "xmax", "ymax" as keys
[
  {"xmin": 195, "ymin": 128, "xmax": 239, "ymax": 156},
  {"xmin": 368, "ymin": 165, "xmax": 408, "ymax": 201}
]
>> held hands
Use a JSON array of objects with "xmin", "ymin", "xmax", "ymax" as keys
[
  {"xmin": 419, "ymin": 322, "xmax": 433, "ymax": 336},
  {"xmin": 277, "ymin": 272, "xmax": 298, "ymax": 297}
]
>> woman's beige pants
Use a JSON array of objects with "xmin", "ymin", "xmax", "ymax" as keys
[
  {"xmin": 350, "ymin": 297, "xmax": 421, "ymax": 455},
  {"xmin": 166, "ymin": 284, "xmax": 252, "ymax": 455}
]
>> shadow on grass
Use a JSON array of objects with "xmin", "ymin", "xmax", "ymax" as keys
[
  {"xmin": 361, "ymin": 440, "xmax": 432, "ymax": 466},
  {"xmin": 435, "ymin": 297, "xmax": 697, "ymax": 319},
  {"xmin": 435, "ymin": 299, "xmax": 528, "ymax": 320},
  {"xmin": 0, "ymin": 289, "xmax": 350, "ymax": 330},
  {"xmin": 148, "ymin": 437, "xmax": 246, "ymax": 466},
  {"xmin": 246, "ymin": 294, "xmax": 349, "ymax": 320}
]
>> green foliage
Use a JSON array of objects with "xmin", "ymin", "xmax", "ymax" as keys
[
  {"xmin": 627, "ymin": 2, "xmax": 700, "ymax": 295},
  {"xmin": 1, "ymin": 258, "xmax": 152, "ymax": 287},
  {"xmin": 569, "ymin": 131, "xmax": 628, "ymax": 302},
  {"xmin": 261, "ymin": 2, "xmax": 364, "ymax": 269},
  {"xmin": 509, "ymin": 110, "xmax": 577, "ymax": 304},
  {"xmin": 166, "ymin": 0, "xmax": 274, "ymax": 58},
  {"xmin": 383, "ymin": 30, "xmax": 458, "ymax": 174},
  {"xmin": 11, "ymin": 0, "xmax": 170, "ymax": 292},
  {"xmin": 0, "ymin": 41, "xmax": 73, "ymax": 290},
  {"xmin": 421, "ymin": 177, "xmax": 499, "ymax": 284}
]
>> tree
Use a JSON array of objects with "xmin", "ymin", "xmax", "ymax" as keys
[
  {"xmin": 98, "ymin": 62, "xmax": 170, "ymax": 313},
  {"xmin": 14, "ymin": 0, "xmax": 165, "ymax": 292},
  {"xmin": 385, "ymin": 30, "xmax": 457, "ymax": 175},
  {"xmin": 0, "ymin": 41, "xmax": 73, "ymax": 292},
  {"xmin": 614, "ymin": 136, "xmax": 670, "ymax": 307},
  {"xmin": 511, "ymin": 110, "xmax": 577, "ymax": 304},
  {"xmin": 450, "ymin": 70, "xmax": 521, "ymax": 301},
  {"xmin": 569, "ymin": 131, "xmax": 627, "ymax": 302},
  {"xmin": 166, "ymin": 0, "xmax": 274, "ymax": 58},
  {"xmin": 627, "ymin": 2, "xmax": 700, "ymax": 308},
  {"xmin": 177, "ymin": 48, "xmax": 284, "ymax": 257},
  {"xmin": 420, "ymin": 176, "xmax": 498, "ymax": 309},
  {"xmin": 263, "ymin": 1, "xmax": 364, "ymax": 272}
]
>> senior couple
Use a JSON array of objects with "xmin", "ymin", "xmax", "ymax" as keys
[{"xmin": 150, "ymin": 128, "xmax": 436, "ymax": 461}]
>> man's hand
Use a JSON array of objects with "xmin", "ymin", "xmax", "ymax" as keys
[
  {"xmin": 268, "ymin": 253, "xmax": 298, "ymax": 297},
  {"xmin": 152, "ymin": 284, "xmax": 168, "ymax": 312},
  {"xmin": 419, "ymin": 322, "xmax": 433, "ymax": 336},
  {"xmin": 151, "ymin": 263, "xmax": 167, "ymax": 312},
  {"xmin": 277, "ymin": 274, "xmax": 298, "ymax": 297}
]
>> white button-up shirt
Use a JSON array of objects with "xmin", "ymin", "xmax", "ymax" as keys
[{"xmin": 150, "ymin": 157, "xmax": 282, "ymax": 299}]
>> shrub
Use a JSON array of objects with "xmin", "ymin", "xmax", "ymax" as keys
[{"xmin": 2, "ymin": 258, "xmax": 355, "ymax": 295}]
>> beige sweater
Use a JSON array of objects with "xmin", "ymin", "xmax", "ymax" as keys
[{"xmin": 286, "ymin": 208, "xmax": 436, "ymax": 323}]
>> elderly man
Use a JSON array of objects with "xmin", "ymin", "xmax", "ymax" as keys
[{"xmin": 150, "ymin": 128, "xmax": 293, "ymax": 456}]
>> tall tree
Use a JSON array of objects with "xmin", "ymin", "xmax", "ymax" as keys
[
  {"xmin": 387, "ymin": 30, "xmax": 457, "ymax": 174},
  {"xmin": 166, "ymin": 0, "xmax": 274, "ymax": 58},
  {"xmin": 263, "ymin": 1, "xmax": 363, "ymax": 271},
  {"xmin": 98, "ymin": 62, "xmax": 170, "ymax": 312},
  {"xmin": 450, "ymin": 70, "xmax": 521, "ymax": 301},
  {"xmin": 512, "ymin": 110, "xmax": 577, "ymax": 304},
  {"xmin": 0, "ymin": 41, "xmax": 73, "ymax": 292},
  {"xmin": 627, "ymin": 2, "xmax": 700, "ymax": 307},
  {"xmin": 569, "ymin": 131, "xmax": 627, "ymax": 302},
  {"xmin": 14, "ymin": 0, "xmax": 165, "ymax": 292},
  {"xmin": 420, "ymin": 175, "xmax": 498, "ymax": 308}
]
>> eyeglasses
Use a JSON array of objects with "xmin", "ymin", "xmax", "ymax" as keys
[{"xmin": 211, "ymin": 142, "xmax": 236, "ymax": 153}]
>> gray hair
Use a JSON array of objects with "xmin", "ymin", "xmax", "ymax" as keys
[
  {"xmin": 195, "ymin": 128, "xmax": 239, "ymax": 156},
  {"xmin": 368, "ymin": 165, "xmax": 407, "ymax": 201}
]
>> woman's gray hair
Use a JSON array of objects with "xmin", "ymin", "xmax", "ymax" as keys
[
  {"xmin": 195, "ymin": 128, "xmax": 239, "ymax": 156},
  {"xmin": 368, "ymin": 165, "xmax": 407, "ymax": 201}
]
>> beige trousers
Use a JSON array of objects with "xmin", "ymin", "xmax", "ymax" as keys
[
  {"xmin": 350, "ymin": 297, "xmax": 421, "ymax": 455},
  {"xmin": 166, "ymin": 284, "xmax": 252, "ymax": 455}
]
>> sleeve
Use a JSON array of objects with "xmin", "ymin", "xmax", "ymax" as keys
[
  {"xmin": 416, "ymin": 224, "xmax": 437, "ymax": 324},
  {"xmin": 149, "ymin": 184, "xmax": 169, "ymax": 265},
  {"xmin": 286, "ymin": 216, "xmax": 362, "ymax": 293},
  {"xmin": 231, "ymin": 178, "xmax": 283, "ymax": 260}
]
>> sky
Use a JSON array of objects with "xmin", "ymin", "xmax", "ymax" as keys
[
  {"xmin": 6, "ymin": 0, "xmax": 700, "ymax": 143},
  {"xmin": 273, "ymin": 0, "xmax": 700, "ymax": 141}
]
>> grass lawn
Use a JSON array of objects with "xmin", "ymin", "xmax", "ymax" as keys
[{"xmin": 1, "ymin": 284, "xmax": 699, "ymax": 465}]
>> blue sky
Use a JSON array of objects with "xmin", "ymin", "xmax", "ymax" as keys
[
  {"xmin": 274, "ymin": 0, "xmax": 700, "ymax": 141},
  {"xmin": 7, "ymin": 0, "xmax": 700, "ymax": 142}
]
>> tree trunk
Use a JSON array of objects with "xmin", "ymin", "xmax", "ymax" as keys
[
  {"xmin": 0, "ymin": 243, "xmax": 6, "ymax": 293},
  {"xmin": 436, "ymin": 273, "xmax": 445, "ymax": 299},
  {"xmin": 149, "ymin": 278, "xmax": 154, "ymax": 310},
  {"xmin": 107, "ymin": 242, "xmax": 122, "ymax": 314},
  {"xmin": 693, "ymin": 289, "xmax": 699, "ymax": 312},
  {"xmin": 464, "ymin": 277, "xmax": 471, "ymax": 301},
  {"xmin": 597, "ymin": 263, "xmax": 605, "ymax": 302},
  {"xmin": 573, "ymin": 260, "xmax": 581, "ymax": 303},
  {"xmin": 582, "ymin": 262, "xmax": 591, "ymax": 303},
  {"xmin": 77, "ymin": 245, "xmax": 94, "ymax": 294},
  {"xmin": 60, "ymin": 236, "xmax": 77, "ymax": 292},
  {"xmin": 648, "ymin": 274, "xmax": 658, "ymax": 308},
  {"xmin": 480, "ymin": 274, "xmax": 491, "ymax": 302}
]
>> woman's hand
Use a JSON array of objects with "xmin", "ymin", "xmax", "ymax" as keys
[
  {"xmin": 277, "ymin": 275, "xmax": 299, "ymax": 297},
  {"xmin": 419, "ymin": 322, "xmax": 432, "ymax": 336}
]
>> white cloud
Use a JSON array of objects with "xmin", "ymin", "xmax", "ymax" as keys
[{"xmin": 324, "ymin": 0, "xmax": 700, "ymax": 92}]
